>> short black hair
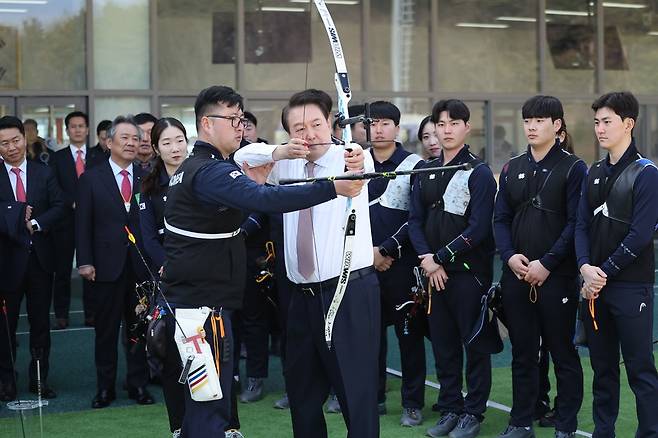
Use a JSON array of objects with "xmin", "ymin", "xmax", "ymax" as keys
[
  {"xmin": 134, "ymin": 112, "xmax": 158, "ymax": 126},
  {"xmin": 417, "ymin": 115, "xmax": 432, "ymax": 142},
  {"xmin": 23, "ymin": 118, "xmax": 37, "ymax": 128},
  {"xmin": 370, "ymin": 101, "xmax": 401, "ymax": 126},
  {"xmin": 195, "ymin": 85, "xmax": 244, "ymax": 130},
  {"xmin": 65, "ymin": 111, "xmax": 89, "ymax": 128},
  {"xmin": 0, "ymin": 116, "xmax": 25, "ymax": 136},
  {"xmin": 348, "ymin": 104, "xmax": 365, "ymax": 118},
  {"xmin": 243, "ymin": 111, "xmax": 257, "ymax": 126},
  {"xmin": 281, "ymin": 89, "xmax": 333, "ymax": 133},
  {"xmin": 96, "ymin": 119, "xmax": 112, "ymax": 135},
  {"xmin": 591, "ymin": 91, "xmax": 639, "ymax": 123},
  {"xmin": 431, "ymin": 99, "xmax": 470, "ymax": 123},
  {"xmin": 521, "ymin": 95, "xmax": 563, "ymax": 122}
]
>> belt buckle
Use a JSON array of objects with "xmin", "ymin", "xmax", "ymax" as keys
[{"xmin": 301, "ymin": 287, "xmax": 315, "ymax": 296}]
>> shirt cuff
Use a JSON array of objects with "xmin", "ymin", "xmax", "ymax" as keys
[
  {"xmin": 500, "ymin": 250, "xmax": 515, "ymax": 265},
  {"xmin": 380, "ymin": 238, "xmax": 401, "ymax": 259},
  {"xmin": 577, "ymin": 256, "xmax": 590, "ymax": 270},
  {"xmin": 434, "ymin": 247, "xmax": 451, "ymax": 265},
  {"xmin": 539, "ymin": 254, "xmax": 558, "ymax": 272}
]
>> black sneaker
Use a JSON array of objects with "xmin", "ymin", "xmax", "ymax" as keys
[
  {"xmin": 427, "ymin": 412, "xmax": 460, "ymax": 437},
  {"xmin": 497, "ymin": 425, "xmax": 535, "ymax": 438},
  {"xmin": 538, "ymin": 408, "xmax": 556, "ymax": 428},
  {"xmin": 449, "ymin": 414, "xmax": 480, "ymax": 438}
]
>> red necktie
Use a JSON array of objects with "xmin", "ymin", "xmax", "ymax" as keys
[
  {"xmin": 75, "ymin": 149, "xmax": 85, "ymax": 178},
  {"xmin": 119, "ymin": 169, "xmax": 132, "ymax": 203},
  {"xmin": 11, "ymin": 167, "xmax": 26, "ymax": 202}
]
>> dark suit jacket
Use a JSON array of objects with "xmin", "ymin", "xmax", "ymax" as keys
[
  {"xmin": 51, "ymin": 145, "xmax": 106, "ymax": 228},
  {"xmin": 0, "ymin": 161, "xmax": 65, "ymax": 291},
  {"xmin": 75, "ymin": 160, "xmax": 149, "ymax": 283}
]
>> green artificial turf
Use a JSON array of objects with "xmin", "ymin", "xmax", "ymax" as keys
[{"xmin": 2, "ymin": 354, "xmax": 655, "ymax": 438}]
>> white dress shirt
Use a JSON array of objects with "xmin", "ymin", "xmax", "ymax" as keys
[
  {"xmin": 4, "ymin": 158, "xmax": 27, "ymax": 201},
  {"xmin": 108, "ymin": 158, "xmax": 134, "ymax": 212},
  {"xmin": 234, "ymin": 143, "xmax": 375, "ymax": 284},
  {"xmin": 70, "ymin": 144, "xmax": 87, "ymax": 162}
]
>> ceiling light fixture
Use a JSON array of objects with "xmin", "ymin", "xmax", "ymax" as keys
[
  {"xmin": 545, "ymin": 9, "xmax": 591, "ymax": 16},
  {"xmin": 261, "ymin": 6, "xmax": 305, "ymax": 12},
  {"xmin": 496, "ymin": 16, "xmax": 537, "ymax": 22},
  {"xmin": 602, "ymin": 2, "xmax": 647, "ymax": 8},
  {"xmin": 456, "ymin": 22, "xmax": 509, "ymax": 29}
]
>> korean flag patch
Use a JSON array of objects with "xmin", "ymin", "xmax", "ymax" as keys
[
  {"xmin": 229, "ymin": 170, "xmax": 242, "ymax": 179},
  {"xmin": 139, "ymin": 202, "xmax": 146, "ymax": 211},
  {"xmin": 594, "ymin": 178, "xmax": 600, "ymax": 185},
  {"xmin": 518, "ymin": 173, "xmax": 525, "ymax": 180}
]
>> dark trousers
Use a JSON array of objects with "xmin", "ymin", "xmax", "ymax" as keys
[
  {"xmin": 537, "ymin": 343, "xmax": 553, "ymax": 412},
  {"xmin": 0, "ymin": 252, "xmax": 53, "ymax": 384},
  {"xmin": 428, "ymin": 271, "xmax": 492, "ymax": 418},
  {"xmin": 160, "ymin": 310, "xmax": 186, "ymax": 433},
  {"xmin": 584, "ymin": 283, "xmax": 658, "ymax": 438},
  {"xmin": 285, "ymin": 271, "xmax": 381, "ymax": 438},
  {"xmin": 502, "ymin": 272, "xmax": 583, "ymax": 431},
  {"xmin": 377, "ymin": 264, "xmax": 427, "ymax": 409},
  {"xmin": 92, "ymin": 262, "xmax": 148, "ymax": 391},
  {"xmin": 178, "ymin": 309, "xmax": 235, "ymax": 437},
  {"xmin": 52, "ymin": 223, "xmax": 94, "ymax": 319},
  {"xmin": 241, "ymin": 261, "xmax": 270, "ymax": 378}
]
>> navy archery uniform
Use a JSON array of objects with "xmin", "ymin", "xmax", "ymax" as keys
[
  {"xmin": 139, "ymin": 170, "xmax": 186, "ymax": 435},
  {"xmin": 494, "ymin": 142, "xmax": 586, "ymax": 433},
  {"xmin": 368, "ymin": 144, "xmax": 427, "ymax": 413},
  {"xmin": 409, "ymin": 145, "xmax": 497, "ymax": 424},
  {"xmin": 236, "ymin": 211, "xmax": 272, "ymax": 396},
  {"xmin": 161, "ymin": 141, "xmax": 339, "ymax": 437},
  {"xmin": 575, "ymin": 142, "xmax": 658, "ymax": 438}
]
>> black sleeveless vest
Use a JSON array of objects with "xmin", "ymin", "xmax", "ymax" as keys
[
  {"xmin": 586, "ymin": 154, "xmax": 655, "ymax": 283},
  {"xmin": 418, "ymin": 148, "xmax": 494, "ymax": 276},
  {"xmin": 504, "ymin": 147, "xmax": 582, "ymax": 276},
  {"xmin": 162, "ymin": 144, "xmax": 246, "ymax": 309}
]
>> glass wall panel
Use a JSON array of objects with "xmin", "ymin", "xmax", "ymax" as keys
[
  {"xmin": 160, "ymin": 101, "xmax": 197, "ymax": 141},
  {"xmin": 544, "ymin": 0, "xmax": 596, "ymax": 94},
  {"xmin": 370, "ymin": 0, "xmax": 430, "ymax": 92},
  {"xmin": 241, "ymin": 100, "xmax": 288, "ymax": 145},
  {"xmin": 242, "ymin": 1, "xmax": 362, "ymax": 92},
  {"xmin": 19, "ymin": 99, "xmax": 86, "ymax": 150},
  {"xmin": 436, "ymin": 0, "xmax": 537, "ymax": 93},
  {"xmin": 95, "ymin": 97, "xmax": 151, "ymax": 127},
  {"xmin": 94, "ymin": 0, "xmax": 149, "ymax": 89},
  {"xmin": 638, "ymin": 104, "xmax": 658, "ymax": 164},
  {"xmin": 562, "ymin": 101, "xmax": 598, "ymax": 165},
  {"xmin": 604, "ymin": 1, "xmax": 658, "ymax": 93},
  {"xmin": 0, "ymin": 1, "xmax": 85, "ymax": 90},
  {"xmin": 157, "ymin": 0, "xmax": 235, "ymax": 91},
  {"xmin": 491, "ymin": 103, "xmax": 525, "ymax": 175}
]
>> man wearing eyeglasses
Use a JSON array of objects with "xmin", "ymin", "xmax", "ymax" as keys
[{"xmin": 160, "ymin": 85, "xmax": 365, "ymax": 438}]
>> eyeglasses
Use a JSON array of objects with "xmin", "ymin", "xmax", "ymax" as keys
[{"xmin": 206, "ymin": 114, "xmax": 248, "ymax": 128}]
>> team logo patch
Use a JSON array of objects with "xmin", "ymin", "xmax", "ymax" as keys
[
  {"xmin": 594, "ymin": 178, "xmax": 600, "ymax": 185},
  {"xmin": 229, "ymin": 170, "xmax": 242, "ymax": 179},
  {"xmin": 139, "ymin": 202, "xmax": 146, "ymax": 211},
  {"xmin": 169, "ymin": 172, "xmax": 184, "ymax": 186},
  {"xmin": 518, "ymin": 173, "xmax": 525, "ymax": 179}
]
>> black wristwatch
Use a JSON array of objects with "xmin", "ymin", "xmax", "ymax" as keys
[{"xmin": 378, "ymin": 246, "xmax": 389, "ymax": 257}]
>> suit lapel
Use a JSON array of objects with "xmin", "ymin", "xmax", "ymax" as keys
[
  {"xmin": 0, "ymin": 165, "xmax": 13, "ymax": 201},
  {"xmin": 99, "ymin": 161, "xmax": 126, "ymax": 211},
  {"xmin": 26, "ymin": 161, "xmax": 38, "ymax": 203}
]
